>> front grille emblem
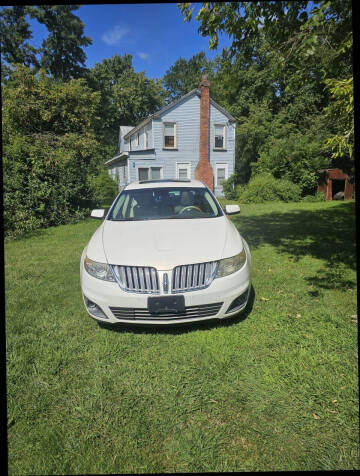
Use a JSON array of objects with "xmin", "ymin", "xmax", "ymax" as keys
[{"xmin": 163, "ymin": 273, "xmax": 169, "ymax": 294}]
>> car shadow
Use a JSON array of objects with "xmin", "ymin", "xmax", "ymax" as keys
[{"xmin": 97, "ymin": 286, "xmax": 255, "ymax": 335}]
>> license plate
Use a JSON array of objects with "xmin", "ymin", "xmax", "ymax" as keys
[{"xmin": 148, "ymin": 295, "xmax": 185, "ymax": 314}]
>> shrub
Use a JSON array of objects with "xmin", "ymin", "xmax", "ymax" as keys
[
  {"xmin": 3, "ymin": 134, "xmax": 97, "ymax": 238},
  {"xmin": 2, "ymin": 66, "xmax": 102, "ymax": 238},
  {"xmin": 222, "ymin": 174, "xmax": 237, "ymax": 200},
  {"xmin": 240, "ymin": 173, "xmax": 301, "ymax": 203},
  {"xmin": 88, "ymin": 167, "xmax": 119, "ymax": 206},
  {"xmin": 302, "ymin": 191, "xmax": 326, "ymax": 202},
  {"xmin": 252, "ymin": 125, "xmax": 330, "ymax": 196}
]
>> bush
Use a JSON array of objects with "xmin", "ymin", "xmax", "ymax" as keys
[
  {"xmin": 252, "ymin": 126, "xmax": 330, "ymax": 196},
  {"xmin": 240, "ymin": 173, "xmax": 301, "ymax": 203},
  {"xmin": 2, "ymin": 66, "xmax": 102, "ymax": 238},
  {"xmin": 222, "ymin": 174, "xmax": 237, "ymax": 200},
  {"xmin": 88, "ymin": 167, "xmax": 119, "ymax": 206},
  {"xmin": 302, "ymin": 191, "xmax": 326, "ymax": 202},
  {"xmin": 3, "ymin": 134, "xmax": 97, "ymax": 238}
]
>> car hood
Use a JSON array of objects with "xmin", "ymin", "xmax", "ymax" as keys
[{"xmin": 98, "ymin": 216, "xmax": 242, "ymax": 270}]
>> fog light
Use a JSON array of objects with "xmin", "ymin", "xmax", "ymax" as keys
[
  {"xmin": 226, "ymin": 288, "xmax": 249, "ymax": 314},
  {"xmin": 84, "ymin": 296, "xmax": 108, "ymax": 319}
]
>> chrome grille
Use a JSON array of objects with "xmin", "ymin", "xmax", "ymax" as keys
[
  {"xmin": 172, "ymin": 261, "xmax": 218, "ymax": 293},
  {"xmin": 111, "ymin": 265, "xmax": 160, "ymax": 293},
  {"xmin": 110, "ymin": 302, "xmax": 223, "ymax": 321}
]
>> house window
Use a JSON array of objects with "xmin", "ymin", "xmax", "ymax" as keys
[
  {"xmin": 138, "ymin": 167, "xmax": 163, "ymax": 181},
  {"xmin": 138, "ymin": 168, "xmax": 149, "ymax": 181},
  {"xmin": 216, "ymin": 163, "xmax": 228, "ymax": 187},
  {"xmin": 214, "ymin": 124, "xmax": 226, "ymax": 149},
  {"xmin": 176, "ymin": 163, "xmax": 191, "ymax": 180},
  {"xmin": 129, "ymin": 137, "xmax": 132, "ymax": 151},
  {"xmin": 144, "ymin": 126, "xmax": 150, "ymax": 149},
  {"xmin": 151, "ymin": 167, "xmax": 161, "ymax": 180},
  {"xmin": 163, "ymin": 122, "xmax": 176, "ymax": 148},
  {"xmin": 135, "ymin": 132, "xmax": 139, "ymax": 147}
]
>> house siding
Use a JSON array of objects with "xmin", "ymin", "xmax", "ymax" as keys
[
  {"xmin": 151, "ymin": 94, "xmax": 201, "ymax": 182},
  {"xmin": 108, "ymin": 159, "xmax": 128, "ymax": 190},
  {"xmin": 128, "ymin": 123, "xmax": 153, "ymax": 151},
  {"xmin": 209, "ymin": 103, "xmax": 235, "ymax": 196}
]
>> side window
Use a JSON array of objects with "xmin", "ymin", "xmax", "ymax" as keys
[
  {"xmin": 214, "ymin": 124, "xmax": 226, "ymax": 149},
  {"xmin": 176, "ymin": 163, "xmax": 190, "ymax": 180},
  {"xmin": 216, "ymin": 163, "xmax": 229, "ymax": 186},
  {"xmin": 138, "ymin": 168, "xmax": 149, "ymax": 181},
  {"xmin": 151, "ymin": 167, "xmax": 162, "ymax": 180},
  {"xmin": 145, "ymin": 126, "xmax": 149, "ymax": 149},
  {"xmin": 163, "ymin": 122, "xmax": 176, "ymax": 148}
]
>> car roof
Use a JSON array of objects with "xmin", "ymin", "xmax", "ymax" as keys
[{"xmin": 125, "ymin": 179, "xmax": 207, "ymax": 190}]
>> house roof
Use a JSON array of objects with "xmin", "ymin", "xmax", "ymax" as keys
[
  {"xmin": 123, "ymin": 89, "xmax": 236, "ymax": 140},
  {"xmin": 119, "ymin": 125, "xmax": 134, "ymax": 136},
  {"xmin": 104, "ymin": 151, "xmax": 129, "ymax": 166}
]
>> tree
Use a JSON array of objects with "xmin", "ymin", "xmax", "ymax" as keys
[
  {"xmin": 0, "ymin": 6, "xmax": 39, "ymax": 80},
  {"xmin": 162, "ymin": 52, "xmax": 216, "ymax": 102},
  {"xmin": 324, "ymin": 77, "xmax": 354, "ymax": 176},
  {"xmin": 28, "ymin": 5, "xmax": 92, "ymax": 80},
  {"xmin": 87, "ymin": 54, "xmax": 164, "ymax": 155},
  {"xmin": 2, "ymin": 65, "xmax": 102, "ymax": 237},
  {"xmin": 180, "ymin": 1, "xmax": 353, "ymax": 187},
  {"xmin": 114, "ymin": 69, "xmax": 164, "ymax": 125},
  {"xmin": 179, "ymin": 2, "xmax": 310, "ymax": 59}
]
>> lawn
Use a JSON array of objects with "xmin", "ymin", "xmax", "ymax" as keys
[{"xmin": 5, "ymin": 200, "xmax": 359, "ymax": 473}]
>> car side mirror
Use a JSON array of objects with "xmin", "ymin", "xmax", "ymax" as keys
[
  {"xmin": 91, "ymin": 209, "xmax": 106, "ymax": 219},
  {"xmin": 224, "ymin": 204, "xmax": 240, "ymax": 215}
]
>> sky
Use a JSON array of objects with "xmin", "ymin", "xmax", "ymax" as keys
[{"xmin": 28, "ymin": 3, "xmax": 233, "ymax": 80}]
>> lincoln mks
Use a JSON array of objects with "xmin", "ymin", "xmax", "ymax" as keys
[{"xmin": 80, "ymin": 179, "xmax": 251, "ymax": 325}]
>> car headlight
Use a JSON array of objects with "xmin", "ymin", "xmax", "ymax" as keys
[
  {"xmin": 84, "ymin": 256, "xmax": 116, "ymax": 281},
  {"xmin": 216, "ymin": 249, "xmax": 246, "ymax": 278}
]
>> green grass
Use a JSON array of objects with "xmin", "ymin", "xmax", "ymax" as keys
[{"xmin": 5, "ymin": 200, "xmax": 359, "ymax": 473}]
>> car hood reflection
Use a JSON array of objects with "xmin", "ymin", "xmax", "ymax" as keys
[{"xmin": 102, "ymin": 217, "xmax": 228, "ymax": 270}]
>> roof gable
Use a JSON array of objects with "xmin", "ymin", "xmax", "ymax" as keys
[{"xmin": 123, "ymin": 89, "xmax": 235, "ymax": 140}]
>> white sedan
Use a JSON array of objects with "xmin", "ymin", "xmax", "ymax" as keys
[{"xmin": 80, "ymin": 179, "xmax": 251, "ymax": 325}]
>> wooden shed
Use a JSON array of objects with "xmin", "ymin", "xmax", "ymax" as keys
[{"xmin": 317, "ymin": 168, "xmax": 353, "ymax": 200}]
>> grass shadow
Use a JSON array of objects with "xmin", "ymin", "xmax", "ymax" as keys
[
  {"xmin": 97, "ymin": 286, "xmax": 255, "ymax": 335},
  {"xmin": 231, "ymin": 202, "xmax": 357, "ymax": 290}
]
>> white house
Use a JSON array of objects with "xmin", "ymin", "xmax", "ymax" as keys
[{"xmin": 105, "ymin": 76, "xmax": 236, "ymax": 196}]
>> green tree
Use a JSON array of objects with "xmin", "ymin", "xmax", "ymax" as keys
[
  {"xmin": 0, "ymin": 6, "xmax": 39, "ymax": 80},
  {"xmin": 87, "ymin": 54, "xmax": 164, "ymax": 156},
  {"xmin": 324, "ymin": 76, "xmax": 354, "ymax": 176},
  {"xmin": 114, "ymin": 69, "xmax": 164, "ymax": 125},
  {"xmin": 162, "ymin": 51, "xmax": 216, "ymax": 102},
  {"xmin": 180, "ymin": 1, "xmax": 353, "ymax": 188},
  {"xmin": 2, "ymin": 65, "xmax": 102, "ymax": 237},
  {"xmin": 179, "ymin": 2, "xmax": 310, "ymax": 58},
  {"xmin": 28, "ymin": 5, "xmax": 92, "ymax": 80},
  {"xmin": 252, "ymin": 118, "xmax": 330, "ymax": 196}
]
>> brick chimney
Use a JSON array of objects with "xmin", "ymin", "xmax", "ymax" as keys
[{"xmin": 194, "ymin": 75, "xmax": 214, "ymax": 191}]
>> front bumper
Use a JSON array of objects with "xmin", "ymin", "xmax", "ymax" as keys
[{"xmin": 80, "ymin": 249, "xmax": 251, "ymax": 325}]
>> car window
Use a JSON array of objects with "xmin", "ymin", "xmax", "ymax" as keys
[{"xmin": 109, "ymin": 187, "xmax": 223, "ymax": 221}]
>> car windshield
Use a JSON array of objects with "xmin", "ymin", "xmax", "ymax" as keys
[{"xmin": 108, "ymin": 187, "xmax": 223, "ymax": 221}]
